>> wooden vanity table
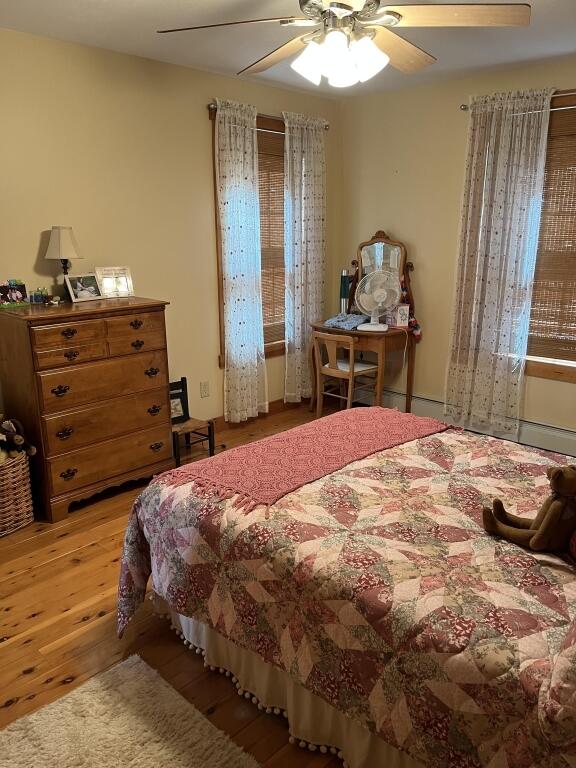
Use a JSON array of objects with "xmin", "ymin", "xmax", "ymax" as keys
[
  {"xmin": 310, "ymin": 322, "xmax": 415, "ymax": 412},
  {"xmin": 310, "ymin": 230, "xmax": 417, "ymax": 413}
]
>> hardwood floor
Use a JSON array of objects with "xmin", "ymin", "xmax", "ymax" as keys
[{"xmin": 0, "ymin": 405, "xmax": 341, "ymax": 767}]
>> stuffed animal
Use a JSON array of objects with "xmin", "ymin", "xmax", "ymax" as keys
[
  {"xmin": 482, "ymin": 465, "xmax": 576, "ymax": 553},
  {"xmin": 0, "ymin": 415, "xmax": 37, "ymax": 460}
]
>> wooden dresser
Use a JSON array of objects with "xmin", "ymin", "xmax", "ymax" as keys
[{"xmin": 0, "ymin": 297, "xmax": 175, "ymax": 522}]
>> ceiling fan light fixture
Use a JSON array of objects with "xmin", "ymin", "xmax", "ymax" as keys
[
  {"xmin": 350, "ymin": 35, "xmax": 389, "ymax": 82},
  {"xmin": 327, "ymin": 61, "xmax": 360, "ymax": 88},
  {"xmin": 290, "ymin": 39, "xmax": 324, "ymax": 85},
  {"xmin": 321, "ymin": 29, "xmax": 349, "ymax": 73},
  {"xmin": 291, "ymin": 25, "xmax": 391, "ymax": 88},
  {"xmin": 322, "ymin": 29, "xmax": 359, "ymax": 87}
]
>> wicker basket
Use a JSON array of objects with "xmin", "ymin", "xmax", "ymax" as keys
[{"xmin": 0, "ymin": 452, "xmax": 34, "ymax": 537}]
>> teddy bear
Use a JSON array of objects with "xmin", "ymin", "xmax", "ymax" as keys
[
  {"xmin": 482, "ymin": 465, "xmax": 576, "ymax": 553},
  {"xmin": 0, "ymin": 415, "xmax": 37, "ymax": 463}
]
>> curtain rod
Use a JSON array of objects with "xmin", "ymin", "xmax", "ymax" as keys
[
  {"xmin": 460, "ymin": 91, "xmax": 576, "ymax": 113},
  {"xmin": 207, "ymin": 102, "xmax": 330, "ymax": 130}
]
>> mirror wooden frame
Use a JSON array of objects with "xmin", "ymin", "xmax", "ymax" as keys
[
  {"xmin": 358, "ymin": 230, "xmax": 407, "ymax": 277},
  {"xmin": 349, "ymin": 231, "xmax": 415, "ymax": 316}
]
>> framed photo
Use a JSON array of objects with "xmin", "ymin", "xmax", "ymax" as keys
[
  {"xmin": 65, "ymin": 274, "xmax": 103, "ymax": 303},
  {"xmin": 395, "ymin": 304, "xmax": 410, "ymax": 327},
  {"xmin": 169, "ymin": 378, "xmax": 190, "ymax": 424},
  {"xmin": 95, "ymin": 266, "xmax": 134, "ymax": 298},
  {"xmin": 0, "ymin": 281, "xmax": 28, "ymax": 307},
  {"xmin": 170, "ymin": 394, "xmax": 186, "ymax": 422}
]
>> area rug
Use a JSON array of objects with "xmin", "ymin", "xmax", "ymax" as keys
[{"xmin": 0, "ymin": 655, "xmax": 260, "ymax": 768}]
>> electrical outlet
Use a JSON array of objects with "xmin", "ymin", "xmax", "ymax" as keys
[{"xmin": 200, "ymin": 381, "xmax": 210, "ymax": 398}]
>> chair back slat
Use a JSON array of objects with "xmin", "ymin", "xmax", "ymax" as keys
[{"xmin": 312, "ymin": 331, "xmax": 354, "ymax": 379}]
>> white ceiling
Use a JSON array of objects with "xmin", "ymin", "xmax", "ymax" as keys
[{"xmin": 0, "ymin": 0, "xmax": 575, "ymax": 95}]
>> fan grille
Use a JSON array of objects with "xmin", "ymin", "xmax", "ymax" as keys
[{"xmin": 355, "ymin": 270, "xmax": 401, "ymax": 316}]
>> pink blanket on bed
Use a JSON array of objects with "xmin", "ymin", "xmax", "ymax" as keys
[{"xmin": 161, "ymin": 407, "xmax": 448, "ymax": 510}]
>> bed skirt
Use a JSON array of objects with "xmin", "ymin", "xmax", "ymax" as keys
[{"xmin": 152, "ymin": 595, "xmax": 422, "ymax": 768}]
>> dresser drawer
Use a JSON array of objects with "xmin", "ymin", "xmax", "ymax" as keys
[
  {"xmin": 38, "ymin": 350, "xmax": 168, "ymax": 414},
  {"xmin": 48, "ymin": 424, "xmax": 173, "ymax": 496},
  {"xmin": 42, "ymin": 388, "xmax": 170, "ymax": 455},
  {"xmin": 107, "ymin": 330, "xmax": 165, "ymax": 358},
  {"xmin": 31, "ymin": 319, "xmax": 106, "ymax": 350},
  {"xmin": 35, "ymin": 341, "xmax": 108, "ymax": 371},
  {"xmin": 106, "ymin": 311, "xmax": 164, "ymax": 338}
]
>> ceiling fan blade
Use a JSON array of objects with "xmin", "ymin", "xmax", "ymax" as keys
[
  {"xmin": 238, "ymin": 36, "xmax": 307, "ymax": 76},
  {"xmin": 380, "ymin": 4, "xmax": 531, "ymax": 27},
  {"xmin": 157, "ymin": 17, "xmax": 314, "ymax": 34},
  {"xmin": 371, "ymin": 27, "xmax": 436, "ymax": 73}
]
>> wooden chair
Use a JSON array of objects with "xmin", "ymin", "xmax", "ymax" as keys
[
  {"xmin": 312, "ymin": 331, "xmax": 378, "ymax": 418},
  {"xmin": 170, "ymin": 377, "xmax": 216, "ymax": 467}
]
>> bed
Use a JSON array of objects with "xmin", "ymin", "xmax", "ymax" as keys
[{"xmin": 118, "ymin": 408, "xmax": 576, "ymax": 768}]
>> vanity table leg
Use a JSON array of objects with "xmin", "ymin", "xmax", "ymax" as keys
[
  {"xmin": 308, "ymin": 342, "xmax": 316, "ymax": 412},
  {"xmin": 405, "ymin": 337, "xmax": 415, "ymax": 413},
  {"xmin": 375, "ymin": 340, "xmax": 385, "ymax": 407}
]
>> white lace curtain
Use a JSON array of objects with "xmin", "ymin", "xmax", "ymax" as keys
[
  {"xmin": 215, "ymin": 99, "xmax": 268, "ymax": 423},
  {"xmin": 282, "ymin": 112, "xmax": 327, "ymax": 403},
  {"xmin": 445, "ymin": 89, "xmax": 553, "ymax": 433}
]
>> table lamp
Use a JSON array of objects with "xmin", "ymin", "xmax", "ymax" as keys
[{"xmin": 45, "ymin": 226, "xmax": 83, "ymax": 275}]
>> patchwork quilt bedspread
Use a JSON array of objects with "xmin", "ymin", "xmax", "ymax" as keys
[{"xmin": 119, "ymin": 428, "xmax": 576, "ymax": 768}]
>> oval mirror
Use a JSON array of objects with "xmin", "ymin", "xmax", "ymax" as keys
[{"xmin": 358, "ymin": 231, "xmax": 407, "ymax": 284}]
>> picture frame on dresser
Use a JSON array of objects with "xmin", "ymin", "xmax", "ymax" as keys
[
  {"xmin": 95, "ymin": 266, "xmax": 134, "ymax": 298},
  {"xmin": 0, "ymin": 297, "xmax": 175, "ymax": 522},
  {"xmin": 65, "ymin": 274, "xmax": 103, "ymax": 303},
  {"xmin": 0, "ymin": 281, "xmax": 28, "ymax": 307}
]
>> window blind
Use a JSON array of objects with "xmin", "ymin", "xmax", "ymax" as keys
[
  {"xmin": 258, "ymin": 129, "xmax": 285, "ymax": 346},
  {"xmin": 528, "ymin": 93, "xmax": 576, "ymax": 363}
]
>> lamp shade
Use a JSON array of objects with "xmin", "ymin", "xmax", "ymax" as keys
[{"xmin": 45, "ymin": 226, "xmax": 82, "ymax": 263}]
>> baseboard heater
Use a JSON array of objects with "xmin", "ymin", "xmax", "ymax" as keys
[{"xmin": 357, "ymin": 390, "xmax": 575, "ymax": 457}]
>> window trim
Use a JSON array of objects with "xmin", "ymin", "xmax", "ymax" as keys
[
  {"xmin": 525, "ymin": 358, "xmax": 576, "ymax": 384},
  {"xmin": 209, "ymin": 107, "xmax": 286, "ymax": 369}
]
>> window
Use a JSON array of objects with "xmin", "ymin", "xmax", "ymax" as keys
[
  {"xmin": 526, "ymin": 91, "xmax": 576, "ymax": 383},
  {"xmin": 257, "ymin": 119, "xmax": 285, "ymax": 355}
]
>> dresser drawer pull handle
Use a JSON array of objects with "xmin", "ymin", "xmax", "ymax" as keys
[
  {"xmin": 61, "ymin": 328, "xmax": 78, "ymax": 339},
  {"xmin": 145, "ymin": 367, "xmax": 160, "ymax": 378},
  {"xmin": 64, "ymin": 350, "xmax": 79, "ymax": 361},
  {"xmin": 148, "ymin": 405, "xmax": 162, "ymax": 416},
  {"xmin": 150, "ymin": 442, "xmax": 164, "ymax": 452},
  {"xmin": 130, "ymin": 319, "xmax": 144, "ymax": 329},
  {"xmin": 60, "ymin": 468, "xmax": 78, "ymax": 481},
  {"xmin": 132, "ymin": 339, "xmax": 145, "ymax": 350},
  {"xmin": 51, "ymin": 385, "xmax": 70, "ymax": 398},
  {"xmin": 56, "ymin": 426, "xmax": 74, "ymax": 440}
]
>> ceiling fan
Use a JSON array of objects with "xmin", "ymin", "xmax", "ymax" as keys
[{"xmin": 158, "ymin": 1, "xmax": 531, "ymax": 88}]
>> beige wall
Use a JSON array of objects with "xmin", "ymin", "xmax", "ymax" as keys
[
  {"xmin": 1, "ymin": 27, "xmax": 574, "ymax": 431},
  {"xmin": 339, "ymin": 53, "xmax": 576, "ymax": 431},
  {"xmin": 0, "ymin": 29, "xmax": 342, "ymax": 419}
]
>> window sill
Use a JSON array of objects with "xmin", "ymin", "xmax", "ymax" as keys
[
  {"xmin": 525, "ymin": 358, "xmax": 576, "ymax": 384},
  {"xmin": 265, "ymin": 341, "xmax": 285, "ymax": 359}
]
